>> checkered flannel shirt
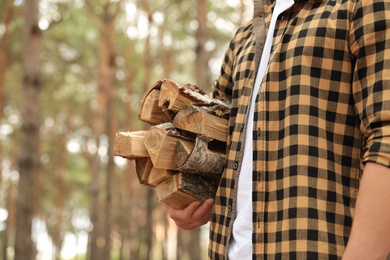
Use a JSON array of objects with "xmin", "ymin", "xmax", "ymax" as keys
[{"xmin": 209, "ymin": 0, "xmax": 390, "ymax": 258}]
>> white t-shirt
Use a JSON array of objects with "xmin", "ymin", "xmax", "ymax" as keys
[{"xmin": 228, "ymin": 0, "xmax": 295, "ymax": 258}]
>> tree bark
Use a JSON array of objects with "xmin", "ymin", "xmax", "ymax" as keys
[
  {"xmin": 175, "ymin": 136, "xmax": 225, "ymax": 176},
  {"xmin": 14, "ymin": 0, "xmax": 42, "ymax": 259}
]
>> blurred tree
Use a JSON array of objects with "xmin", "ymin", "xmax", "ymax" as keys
[
  {"xmin": 36, "ymin": 2, "xmax": 96, "ymax": 259},
  {"xmin": 0, "ymin": 0, "xmax": 14, "ymax": 258},
  {"xmin": 0, "ymin": 0, "xmax": 251, "ymax": 259},
  {"xmin": 187, "ymin": 0, "xmax": 209, "ymax": 259},
  {"xmin": 0, "ymin": 0, "xmax": 13, "ymax": 123},
  {"xmin": 139, "ymin": 0, "xmax": 156, "ymax": 259},
  {"xmin": 85, "ymin": 0, "xmax": 123, "ymax": 259},
  {"xmin": 14, "ymin": 0, "xmax": 42, "ymax": 259}
]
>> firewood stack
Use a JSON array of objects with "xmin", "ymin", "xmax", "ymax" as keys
[{"xmin": 114, "ymin": 79, "xmax": 231, "ymax": 209}]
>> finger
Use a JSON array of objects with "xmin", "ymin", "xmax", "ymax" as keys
[
  {"xmin": 168, "ymin": 200, "xmax": 201, "ymax": 220},
  {"xmin": 183, "ymin": 200, "xmax": 202, "ymax": 215},
  {"xmin": 180, "ymin": 199, "xmax": 214, "ymax": 229},
  {"xmin": 192, "ymin": 199, "xmax": 214, "ymax": 220}
]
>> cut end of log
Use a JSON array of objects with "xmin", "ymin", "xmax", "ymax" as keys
[
  {"xmin": 148, "ymin": 168, "xmax": 177, "ymax": 187},
  {"xmin": 135, "ymin": 157, "xmax": 154, "ymax": 186},
  {"xmin": 114, "ymin": 131, "xmax": 149, "ymax": 159},
  {"xmin": 139, "ymin": 89, "xmax": 171, "ymax": 125},
  {"xmin": 156, "ymin": 173, "xmax": 218, "ymax": 209},
  {"xmin": 173, "ymin": 105, "xmax": 228, "ymax": 142},
  {"xmin": 156, "ymin": 174, "xmax": 199, "ymax": 209},
  {"xmin": 144, "ymin": 123, "xmax": 193, "ymax": 170}
]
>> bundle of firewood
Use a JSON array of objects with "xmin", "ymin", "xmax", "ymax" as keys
[{"xmin": 114, "ymin": 79, "xmax": 231, "ymax": 209}]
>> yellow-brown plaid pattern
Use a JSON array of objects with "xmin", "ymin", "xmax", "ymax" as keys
[{"xmin": 209, "ymin": 0, "xmax": 390, "ymax": 258}]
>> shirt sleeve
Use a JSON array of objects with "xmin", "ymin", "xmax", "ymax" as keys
[
  {"xmin": 350, "ymin": 0, "xmax": 390, "ymax": 167},
  {"xmin": 210, "ymin": 27, "xmax": 241, "ymax": 102}
]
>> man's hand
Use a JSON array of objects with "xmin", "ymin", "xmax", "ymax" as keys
[{"xmin": 167, "ymin": 199, "xmax": 214, "ymax": 230}]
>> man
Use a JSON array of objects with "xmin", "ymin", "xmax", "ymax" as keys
[{"xmin": 167, "ymin": 0, "xmax": 390, "ymax": 258}]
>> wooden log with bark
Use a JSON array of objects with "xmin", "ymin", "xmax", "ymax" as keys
[
  {"xmin": 175, "ymin": 136, "xmax": 226, "ymax": 176},
  {"xmin": 156, "ymin": 173, "xmax": 218, "ymax": 209},
  {"xmin": 158, "ymin": 79, "xmax": 230, "ymax": 119},
  {"xmin": 143, "ymin": 122, "xmax": 194, "ymax": 170}
]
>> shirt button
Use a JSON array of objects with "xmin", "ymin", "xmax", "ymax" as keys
[
  {"xmin": 228, "ymin": 204, "xmax": 232, "ymax": 212},
  {"xmin": 233, "ymin": 161, "xmax": 239, "ymax": 170},
  {"xmin": 240, "ymin": 123, "xmax": 245, "ymax": 132}
]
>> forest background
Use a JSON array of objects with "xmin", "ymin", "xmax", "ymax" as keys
[{"xmin": 0, "ymin": 0, "xmax": 252, "ymax": 259}]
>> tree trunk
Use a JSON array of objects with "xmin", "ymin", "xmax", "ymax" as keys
[
  {"xmin": 14, "ymin": 0, "xmax": 42, "ymax": 259},
  {"xmin": 195, "ymin": 0, "xmax": 211, "ymax": 91},
  {"xmin": 87, "ymin": 141, "xmax": 103, "ymax": 260},
  {"xmin": 86, "ymin": 0, "xmax": 121, "ymax": 258},
  {"xmin": 3, "ymin": 179, "xmax": 16, "ymax": 260},
  {"xmin": 186, "ymin": 0, "xmax": 210, "ymax": 259},
  {"xmin": 0, "ymin": 2, "xmax": 13, "ymax": 259},
  {"xmin": 176, "ymin": 228, "xmax": 184, "ymax": 260},
  {"xmin": 140, "ymin": 0, "xmax": 156, "ymax": 258},
  {"xmin": 99, "ymin": 8, "xmax": 117, "ymax": 260},
  {"xmin": 142, "ymin": 0, "xmax": 152, "ymax": 92},
  {"xmin": 0, "ymin": 0, "xmax": 13, "ymax": 119},
  {"xmin": 145, "ymin": 187, "xmax": 155, "ymax": 260},
  {"xmin": 124, "ymin": 45, "xmax": 141, "ymax": 260},
  {"xmin": 159, "ymin": 24, "xmax": 174, "ymax": 260},
  {"xmin": 52, "ymin": 134, "xmax": 67, "ymax": 260}
]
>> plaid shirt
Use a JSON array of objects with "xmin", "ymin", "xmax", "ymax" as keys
[{"xmin": 209, "ymin": 0, "xmax": 390, "ymax": 258}]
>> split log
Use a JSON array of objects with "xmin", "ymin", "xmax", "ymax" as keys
[
  {"xmin": 175, "ymin": 136, "xmax": 226, "ymax": 176},
  {"xmin": 114, "ymin": 131, "xmax": 149, "ymax": 159},
  {"xmin": 138, "ymin": 80, "xmax": 171, "ymax": 125},
  {"xmin": 173, "ymin": 105, "xmax": 229, "ymax": 142},
  {"xmin": 156, "ymin": 173, "xmax": 218, "ymax": 209},
  {"xmin": 135, "ymin": 157, "xmax": 153, "ymax": 186},
  {"xmin": 143, "ymin": 122, "xmax": 193, "ymax": 170},
  {"xmin": 158, "ymin": 79, "xmax": 230, "ymax": 118},
  {"xmin": 148, "ymin": 168, "xmax": 177, "ymax": 187}
]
